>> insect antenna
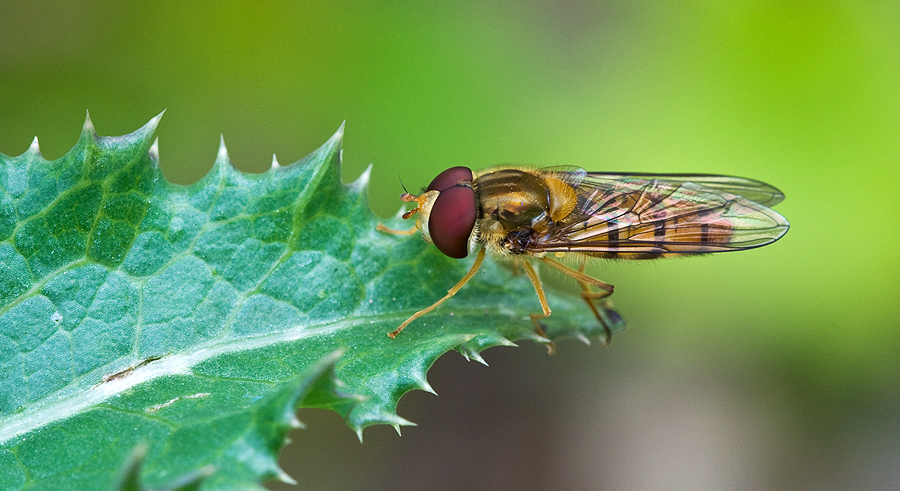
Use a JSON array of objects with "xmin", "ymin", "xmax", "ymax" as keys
[{"xmin": 398, "ymin": 177, "xmax": 410, "ymax": 194}]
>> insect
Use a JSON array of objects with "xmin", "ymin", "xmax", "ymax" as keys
[{"xmin": 379, "ymin": 166, "xmax": 790, "ymax": 341}]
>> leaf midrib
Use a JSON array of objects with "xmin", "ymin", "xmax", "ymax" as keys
[{"xmin": 0, "ymin": 308, "xmax": 470, "ymax": 445}]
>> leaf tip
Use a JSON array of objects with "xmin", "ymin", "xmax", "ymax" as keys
[
  {"xmin": 149, "ymin": 137, "xmax": 160, "ymax": 164},
  {"xmin": 458, "ymin": 346, "xmax": 489, "ymax": 366},
  {"xmin": 498, "ymin": 337, "xmax": 519, "ymax": 348},
  {"xmin": 165, "ymin": 465, "xmax": 215, "ymax": 491},
  {"xmin": 388, "ymin": 415, "xmax": 418, "ymax": 437},
  {"xmin": 134, "ymin": 111, "xmax": 164, "ymax": 146},
  {"xmin": 523, "ymin": 330, "xmax": 551, "ymax": 344},
  {"xmin": 82, "ymin": 110, "xmax": 96, "ymax": 137},
  {"xmin": 217, "ymin": 134, "xmax": 228, "ymax": 158},
  {"xmin": 214, "ymin": 135, "xmax": 231, "ymax": 173},
  {"xmin": 98, "ymin": 111, "xmax": 164, "ymax": 152},
  {"xmin": 114, "ymin": 443, "xmax": 148, "ymax": 491},
  {"xmin": 147, "ymin": 109, "xmax": 166, "ymax": 132},
  {"xmin": 323, "ymin": 121, "xmax": 345, "ymax": 153},
  {"xmin": 27, "ymin": 136, "xmax": 42, "ymax": 158},
  {"xmin": 275, "ymin": 468, "xmax": 298, "ymax": 485},
  {"xmin": 353, "ymin": 412, "xmax": 416, "ymax": 442},
  {"xmin": 349, "ymin": 163, "xmax": 372, "ymax": 191},
  {"xmin": 417, "ymin": 377, "xmax": 437, "ymax": 396}
]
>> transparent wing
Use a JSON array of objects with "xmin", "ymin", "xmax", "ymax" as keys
[
  {"xmin": 528, "ymin": 171, "xmax": 790, "ymax": 258},
  {"xmin": 578, "ymin": 172, "xmax": 786, "ymax": 206}
]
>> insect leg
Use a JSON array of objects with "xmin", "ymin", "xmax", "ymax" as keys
[
  {"xmin": 519, "ymin": 260, "xmax": 552, "ymax": 320},
  {"xmin": 376, "ymin": 223, "xmax": 418, "ymax": 235},
  {"xmin": 539, "ymin": 256, "xmax": 614, "ymax": 293},
  {"xmin": 575, "ymin": 262, "xmax": 615, "ymax": 345},
  {"xmin": 540, "ymin": 257, "xmax": 616, "ymax": 344},
  {"xmin": 387, "ymin": 247, "xmax": 487, "ymax": 338},
  {"xmin": 518, "ymin": 260, "xmax": 557, "ymax": 353}
]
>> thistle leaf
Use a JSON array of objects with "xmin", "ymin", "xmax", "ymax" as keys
[{"xmin": 0, "ymin": 115, "xmax": 624, "ymax": 490}]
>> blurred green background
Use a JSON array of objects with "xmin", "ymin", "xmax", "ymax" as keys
[{"xmin": 2, "ymin": 1, "xmax": 898, "ymax": 489}]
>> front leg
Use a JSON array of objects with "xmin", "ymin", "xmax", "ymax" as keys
[
  {"xmin": 387, "ymin": 248, "xmax": 487, "ymax": 338},
  {"xmin": 376, "ymin": 223, "xmax": 418, "ymax": 235}
]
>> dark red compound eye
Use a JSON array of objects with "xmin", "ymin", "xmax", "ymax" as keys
[
  {"xmin": 427, "ymin": 166, "xmax": 473, "ymax": 192},
  {"xmin": 426, "ymin": 167, "xmax": 476, "ymax": 259},
  {"xmin": 429, "ymin": 185, "xmax": 476, "ymax": 258}
]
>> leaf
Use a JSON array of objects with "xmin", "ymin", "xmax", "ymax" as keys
[{"xmin": 0, "ymin": 114, "xmax": 625, "ymax": 490}]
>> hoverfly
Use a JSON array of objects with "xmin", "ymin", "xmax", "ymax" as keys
[{"xmin": 379, "ymin": 166, "xmax": 789, "ymax": 341}]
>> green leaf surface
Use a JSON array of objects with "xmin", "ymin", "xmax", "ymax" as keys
[{"xmin": 0, "ymin": 115, "xmax": 624, "ymax": 490}]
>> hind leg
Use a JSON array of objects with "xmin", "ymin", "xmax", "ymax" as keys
[
  {"xmin": 575, "ymin": 263, "xmax": 615, "ymax": 344},
  {"xmin": 540, "ymin": 257, "xmax": 616, "ymax": 345}
]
